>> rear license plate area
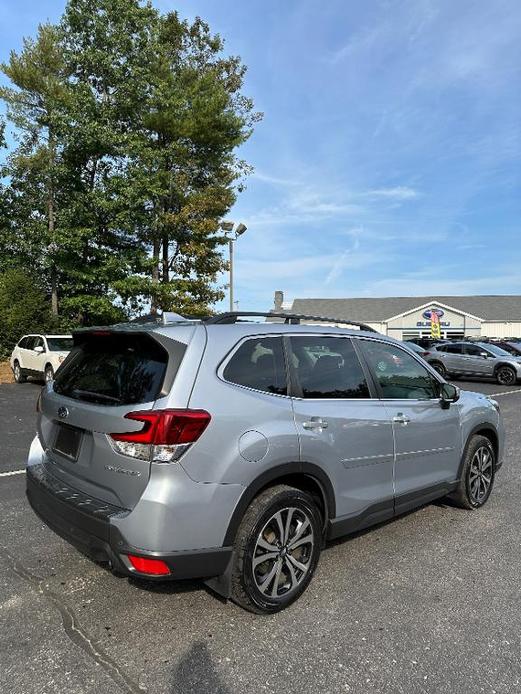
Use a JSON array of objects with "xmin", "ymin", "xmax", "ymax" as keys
[{"xmin": 53, "ymin": 424, "xmax": 82, "ymax": 461}]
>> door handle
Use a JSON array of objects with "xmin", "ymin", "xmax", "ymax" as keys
[
  {"xmin": 393, "ymin": 413, "xmax": 410, "ymax": 425},
  {"xmin": 302, "ymin": 417, "xmax": 328, "ymax": 430}
]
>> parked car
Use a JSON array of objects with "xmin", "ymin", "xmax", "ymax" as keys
[
  {"xmin": 427, "ymin": 340, "xmax": 521, "ymax": 385},
  {"xmin": 26, "ymin": 313, "xmax": 504, "ymax": 613},
  {"xmin": 489, "ymin": 340, "xmax": 521, "ymax": 356},
  {"xmin": 406, "ymin": 337, "xmax": 447, "ymax": 350},
  {"xmin": 10, "ymin": 334, "xmax": 73, "ymax": 384},
  {"xmin": 403, "ymin": 340, "xmax": 432, "ymax": 359}
]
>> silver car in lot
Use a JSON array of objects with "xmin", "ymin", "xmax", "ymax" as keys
[
  {"xmin": 26, "ymin": 312, "xmax": 504, "ymax": 613},
  {"xmin": 427, "ymin": 341, "xmax": 521, "ymax": 386}
]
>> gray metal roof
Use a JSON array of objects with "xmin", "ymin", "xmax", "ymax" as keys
[{"xmin": 289, "ymin": 296, "xmax": 521, "ymax": 322}]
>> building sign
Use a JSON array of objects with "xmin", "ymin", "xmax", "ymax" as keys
[
  {"xmin": 416, "ymin": 307, "xmax": 451, "ymax": 328},
  {"xmin": 422, "ymin": 308, "xmax": 444, "ymax": 320}
]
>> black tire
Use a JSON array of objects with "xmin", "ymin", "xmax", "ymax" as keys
[
  {"xmin": 44, "ymin": 364, "xmax": 55, "ymax": 383},
  {"xmin": 449, "ymin": 435, "xmax": 495, "ymax": 510},
  {"xmin": 13, "ymin": 361, "xmax": 26, "ymax": 383},
  {"xmin": 430, "ymin": 361, "xmax": 447, "ymax": 378},
  {"xmin": 231, "ymin": 485, "xmax": 322, "ymax": 614},
  {"xmin": 495, "ymin": 365, "xmax": 516, "ymax": 386}
]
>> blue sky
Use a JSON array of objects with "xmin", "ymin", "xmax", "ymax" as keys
[{"xmin": 1, "ymin": 0, "xmax": 520, "ymax": 311}]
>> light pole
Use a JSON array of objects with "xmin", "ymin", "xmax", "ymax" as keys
[{"xmin": 221, "ymin": 221, "xmax": 247, "ymax": 312}]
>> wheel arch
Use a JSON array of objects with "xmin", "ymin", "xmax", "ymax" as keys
[
  {"xmin": 458, "ymin": 424, "xmax": 499, "ymax": 479},
  {"xmin": 222, "ymin": 462, "xmax": 336, "ymax": 546},
  {"xmin": 493, "ymin": 362, "xmax": 516, "ymax": 375}
]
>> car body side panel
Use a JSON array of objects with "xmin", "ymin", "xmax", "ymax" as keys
[
  {"xmin": 292, "ymin": 398, "xmax": 394, "ymax": 518},
  {"xmin": 181, "ymin": 329, "xmax": 300, "ymax": 485},
  {"xmin": 457, "ymin": 390, "xmax": 504, "ymax": 463},
  {"xmin": 382, "ymin": 399, "xmax": 462, "ymax": 496}
]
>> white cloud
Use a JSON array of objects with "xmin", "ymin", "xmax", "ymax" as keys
[
  {"xmin": 250, "ymin": 171, "xmax": 300, "ymax": 187},
  {"xmin": 364, "ymin": 186, "xmax": 420, "ymax": 200},
  {"xmin": 365, "ymin": 270, "xmax": 521, "ymax": 298}
]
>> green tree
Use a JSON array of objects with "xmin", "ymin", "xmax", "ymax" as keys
[
  {"xmin": 126, "ymin": 12, "xmax": 261, "ymax": 314},
  {"xmin": 0, "ymin": 24, "xmax": 69, "ymax": 314},
  {"xmin": 0, "ymin": 268, "xmax": 64, "ymax": 358},
  {"xmin": 0, "ymin": 1, "xmax": 260, "ymax": 320}
]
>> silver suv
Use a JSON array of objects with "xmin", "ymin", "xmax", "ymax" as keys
[
  {"xmin": 428, "ymin": 341, "xmax": 521, "ymax": 386},
  {"xmin": 26, "ymin": 312, "xmax": 504, "ymax": 613}
]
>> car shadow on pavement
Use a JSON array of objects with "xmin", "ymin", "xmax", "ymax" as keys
[
  {"xmin": 126, "ymin": 575, "xmax": 203, "ymax": 596},
  {"xmin": 170, "ymin": 641, "xmax": 231, "ymax": 694},
  {"xmin": 325, "ymin": 498, "xmax": 454, "ymax": 551}
]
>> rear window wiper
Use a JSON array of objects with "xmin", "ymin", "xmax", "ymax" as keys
[{"xmin": 71, "ymin": 389, "xmax": 123, "ymax": 404}]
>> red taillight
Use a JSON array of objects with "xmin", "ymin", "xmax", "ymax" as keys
[
  {"xmin": 423, "ymin": 351, "xmax": 431, "ymax": 356},
  {"xmin": 127, "ymin": 555, "xmax": 171, "ymax": 576},
  {"xmin": 110, "ymin": 409, "xmax": 211, "ymax": 445}
]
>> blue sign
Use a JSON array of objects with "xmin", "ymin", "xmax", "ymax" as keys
[{"xmin": 422, "ymin": 308, "xmax": 444, "ymax": 320}]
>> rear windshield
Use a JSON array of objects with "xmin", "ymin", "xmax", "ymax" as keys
[
  {"xmin": 46, "ymin": 337, "xmax": 73, "ymax": 351},
  {"xmin": 53, "ymin": 333, "xmax": 171, "ymax": 406}
]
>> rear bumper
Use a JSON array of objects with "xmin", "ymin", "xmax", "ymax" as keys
[{"xmin": 26, "ymin": 463, "xmax": 232, "ymax": 581}]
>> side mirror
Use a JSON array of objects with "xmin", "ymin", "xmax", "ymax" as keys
[
  {"xmin": 480, "ymin": 352, "xmax": 489, "ymax": 359},
  {"xmin": 440, "ymin": 383, "xmax": 460, "ymax": 408},
  {"xmin": 34, "ymin": 345, "xmax": 44, "ymax": 353}
]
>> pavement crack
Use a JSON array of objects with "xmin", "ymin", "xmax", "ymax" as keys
[{"xmin": 0, "ymin": 547, "xmax": 146, "ymax": 694}]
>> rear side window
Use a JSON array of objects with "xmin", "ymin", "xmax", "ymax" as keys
[
  {"xmin": 444, "ymin": 344, "xmax": 463, "ymax": 354},
  {"xmin": 47, "ymin": 337, "xmax": 73, "ymax": 351},
  {"xmin": 289, "ymin": 336, "xmax": 370, "ymax": 399},
  {"xmin": 223, "ymin": 337, "xmax": 287, "ymax": 395},
  {"xmin": 463, "ymin": 344, "xmax": 485, "ymax": 356},
  {"xmin": 53, "ymin": 333, "xmax": 172, "ymax": 406}
]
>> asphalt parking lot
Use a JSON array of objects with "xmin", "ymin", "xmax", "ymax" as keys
[{"xmin": 1, "ymin": 379, "xmax": 521, "ymax": 694}]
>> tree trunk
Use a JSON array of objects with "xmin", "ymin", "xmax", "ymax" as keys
[
  {"xmin": 48, "ymin": 131, "xmax": 58, "ymax": 315},
  {"xmin": 151, "ymin": 237, "xmax": 160, "ymax": 313},
  {"xmin": 162, "ymin": 235, "xmax": 169, "ymax": 284}
]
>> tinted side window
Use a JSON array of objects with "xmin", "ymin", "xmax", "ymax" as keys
[
  {"xmin": 289, "ymin": 336, "xmax": 370, "ymax": 399},
  {"xmin": 24, "ymin": 337, "xmax": 36, "ymax": 350},
  {"xmin": 445, "ymin": 344, "xmax": 463, "ymax": 354},
  {"xmin": 18, "ymin": 337, "xmax": 28, "ymax": 348},
  {"xmin": 361, "ymin": 341, "xmax": 440, "ymax": 400},
  {"xmin": 464, "ymin": 344, "xmax": 488, "ymax": 356},
  {"xmin": 223, "ymin": 337, "xmax": 287, "ymax": 395},
  {"xmin": 33, "ymin": 337, "xmax": 44, "ymax": 350}
]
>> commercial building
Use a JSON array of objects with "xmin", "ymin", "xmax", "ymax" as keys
[{"xmin": 272, "ymin": 292, "xmax": 521, "ymax": 340}]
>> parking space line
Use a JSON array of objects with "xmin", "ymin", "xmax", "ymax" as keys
[
  {"xmin": 0, "ymin": 469, "xmax": 25, "ymax": 478},
  {"xmin": 487, "ymin": 389, "xmax": 521, "ymax": 398}
]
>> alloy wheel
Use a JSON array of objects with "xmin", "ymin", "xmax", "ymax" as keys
[
  {"xmin": 497, "ymin": 367, "xmax": 515, "ymax": 386},
  {"xmin": 469, "ymin": 446, "xmax": 493, "ymax": 504},
  {"xmin": 252, "ymin": 507, "xmax": 314, "ymax": 598}
]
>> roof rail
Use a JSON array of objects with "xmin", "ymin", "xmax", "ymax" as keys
[{"xmin": 205, "ymin": 311, "xmax": 378, "ymax": 333}]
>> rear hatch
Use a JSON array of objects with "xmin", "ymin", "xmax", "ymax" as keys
[{"xmin": 37, "ymin": 328, "xmax": 189, "ymax": 509}]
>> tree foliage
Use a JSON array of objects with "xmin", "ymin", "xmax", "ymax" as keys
[
  {"xmin": 0, "ymin": 268, "xmax": 71, "ymax": 358},
  {"xmin": 0, "ymin": 1, "xmax": 259, "ymax": 325}
]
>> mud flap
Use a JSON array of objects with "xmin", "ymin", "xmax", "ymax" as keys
[{"xmin": 204, "ymin": 551, "xmax": 234, "ymax": 599}]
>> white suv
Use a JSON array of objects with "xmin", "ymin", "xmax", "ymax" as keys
[{"xmin": 10, "ymin": 334, "xmax": 73, "ymax": 383}]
